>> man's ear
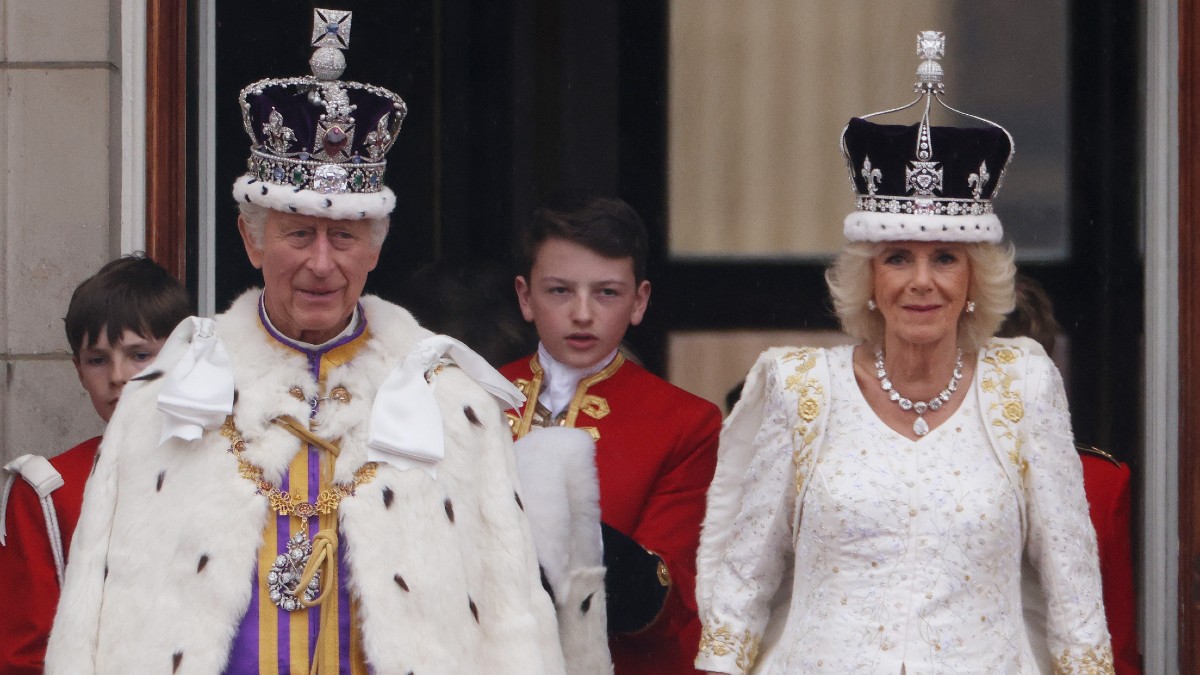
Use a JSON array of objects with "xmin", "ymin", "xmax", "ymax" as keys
[
  {"xmin": 515, "ymin": 276, "xmax": 535, "ymax": 322},
  {"xmin": 629, "ymin": 280, "xmax": 651, "ymax": 326},
  {"xmin": 238, "ymin": 216, "xmax": 264, "ymax": 270}
]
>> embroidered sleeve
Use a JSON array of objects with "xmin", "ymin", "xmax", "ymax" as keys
[
  {"xmin": 695, "ymin": 354, "xmax": 804, "ymax": 674},
  {"xmin": 1021, "ymin": 353, "xmax": 1114, "ymax": 675}
]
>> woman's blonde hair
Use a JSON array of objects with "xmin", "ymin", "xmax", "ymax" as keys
[{"xmin": 825, "ymin": 240, "xmax": 1016, "ymax": 353}]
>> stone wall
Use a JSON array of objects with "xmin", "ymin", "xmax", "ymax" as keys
[{"xmin": 1, "ymin": 0, "xmax": 122, "ymax": 462}]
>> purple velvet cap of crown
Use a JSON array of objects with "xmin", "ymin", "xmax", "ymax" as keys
[
  {"xmin": 243, "ymin": 83, "xmax": 400, "ymax": 159},
  {"xmin": 842, "ymin": 117, "xmax": 1012, "ymax": 243},
  {"xmin": 234, "ymin": 76, "xmax": 407, "ymax": 220}
]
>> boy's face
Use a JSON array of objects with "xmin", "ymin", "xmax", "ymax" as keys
[
  {"xmin": 74, "ymin": 328, "xmax": 168, "ymax": 423},
  {"xmin": 515, "ymin": 238, "xmax": 650, "ymax": 370}
]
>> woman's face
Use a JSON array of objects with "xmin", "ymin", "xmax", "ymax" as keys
[{"xmin": 871, "ymin": 241, "xmax": 971, "ymax": 349}]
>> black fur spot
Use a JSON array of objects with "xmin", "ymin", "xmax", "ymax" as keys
[
  {"xmin": 463, "ymin": 405, "xmax": 482, "ymax": 428},
  {"xmin": 324, "ymin": 198, "xmax": 333, "ymax": 208},
  {"xmin": 581, "ymin": 592, "xmax": 594, "ymax": 614},
  {"xmin": 103, "ymin": 564, "xmax": 108, "ymax": 580},
  {"xmin": 243, "ymin": 194, "xmax": 251, "ymax": 203},
  {"xmin": 468, "ymin": 597, "xmax": 479, "ymax": 623},
  {"xmin": 358, "ymin": 211, "xmax": 366, "ymax": 218},
  {"xmin": 289, "ymin": 205, "xmax": 298, "ymax": 213},
  {"xmin": 131, "ymin": 369, "xmax": 163, "ymax": 382},
  {"xmin": 247, "ymin": 178, "xmax": 257, "ymax": 184},
  {"xmin": 261, "ymin": 185, "xmax": 268, "ymax": 196},
  {"xmin": 197, "ymin": 554, "xmax": 209, "ymax": 573},
  {"xmin": 172, "ymin": 651, "xmax": 183, "ymax": 672},
  {"xmin": 442, "ymin": 498, "xmax": 455, "ymax": 523},
  {"xmin": 156, "ymin": 471, "xmax": 166, "ymax": 492},
  {"xmin": 382, "ymin": 486, "xmax": 394, "ymax": 509},
  {"xmin": 514, "ymin": 492, "xmax": 524, "ymax": 511},
  {"xmin": 394, "ymin": 574, "xmax": 409, "ymax": 592},
  {"xmin": 539, "ymin": 565, "xmax": 556, "ymax": 605}
]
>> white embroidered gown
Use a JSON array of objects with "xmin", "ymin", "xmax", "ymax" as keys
[{"xmin": 696, "ymin": 342, "xmax": 1113, "ymax": 675}]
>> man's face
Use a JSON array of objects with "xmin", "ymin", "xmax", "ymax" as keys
[
  {"xmin": 240, "ymin": 211, "xmax": 380, "ymax": 344},
  {"xmin": 74, "ymin": 328, "xmax": 167, "ymax": 423},
  {"xmin": 515, "ymin": 238, "xmax": 650, "ymax": 370}
]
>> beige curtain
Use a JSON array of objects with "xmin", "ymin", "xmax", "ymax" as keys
[{"xmin": 669, "ymin": 2, "xmax": 950, "ymax": 258}]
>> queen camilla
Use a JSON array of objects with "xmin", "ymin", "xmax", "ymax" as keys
[{"xmin": 694, "ymin": 32, "xmax": 1113, "ymax": 675}]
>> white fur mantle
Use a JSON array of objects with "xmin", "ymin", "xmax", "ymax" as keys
[{"xmin": 45, "ymin": 292, "xmax": 565, "ymax": 675}]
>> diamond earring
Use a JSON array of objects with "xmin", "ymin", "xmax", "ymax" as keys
[
  {"xmin": 867, "ymin": 299, "xmax": 877, "ymax": 311},
  {"xmin": 966, "ymin": 300, "xmax": 976, "ymax": 313}
]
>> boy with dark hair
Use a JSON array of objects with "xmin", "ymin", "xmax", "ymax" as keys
[
  {"xmin": 502, "ymin": 196, "xmax": 721, "ymax": 675},
  {"xmin": 0, "ymin": 254, "xmax": 189, "ymax": 674}
]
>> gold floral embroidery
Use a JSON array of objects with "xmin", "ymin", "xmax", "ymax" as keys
[
  {"xmin": 579, "ymin": 394, "xmax": 610, "ymax": 420},
  {"xmin": 798, "ymin": 397, "xmax": 820, "ymax": 422},
  {"xmin": 782, "ymin": 348, "xmax": 824, "ymax": 494},
  {"xmin": 1054, "ymin": 644, "xmax": 1114, "ymax": 674},
  {"xmin": 698, "ymin": 623, "xmax": 762, "ymax": 673},
  {"xmin": 979, "ymin": 342, "xmax": 1028, "ymax": 475},
  {"xmin": 1003, "ymin": 400, "xmax": 1024, "ymax": 423},
  {"xmin": 513, "ymin": 377, "xmax": 535, "ymax": 399}
]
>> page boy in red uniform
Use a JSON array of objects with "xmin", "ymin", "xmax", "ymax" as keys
[
  {"xmin": 500, "ymin": 196, "xmax": 721, "ymax": 675},
  {"xmin": 998, "ymin": 274, "xmax": 1141, "ymax": 675},
  {"xmin": 0, "ymin": 255, "xmax": 189, "ymax": 674}
]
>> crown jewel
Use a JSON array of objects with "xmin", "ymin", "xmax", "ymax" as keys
[
  {"xmin": 234, "ymin": 9, "xmax": 407, "ymax": 220},
  {"xmin": 915, "ymin": 31, "xmax": 945, "ymax": 93},
  {"xmin": 839, "ymin": 31, "xmax": 1014, "ymax": 244}
]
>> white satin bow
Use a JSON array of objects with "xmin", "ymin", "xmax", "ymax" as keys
[
  {"xmin": 156, "ymin": 317, "xmax": 235, "ymax": 444},
  {"xmin": 367, "ymin": 335, "xmax": 525, "ymax": 477}
]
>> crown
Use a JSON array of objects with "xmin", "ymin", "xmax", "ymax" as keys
[
  {"xmin": 233, "ymin": 9, "xmax": 408, "ymax": 221},
  {"xmin": 840, "ymin": 31, "xmax": 1014, "ymax": 243}
]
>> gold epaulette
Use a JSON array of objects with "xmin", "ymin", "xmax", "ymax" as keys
[{"xmin": 1075, "ymin": 444, "xmax": 1121, "ymax": 467}]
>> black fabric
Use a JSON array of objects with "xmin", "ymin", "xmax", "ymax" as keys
[
  {"xmin": 601, "ymin": 522, "xmax": 668, "ymax": 634},
  {"xmin": 843, "ymin": 117, "xmax": 1012, "ymax": 201}
]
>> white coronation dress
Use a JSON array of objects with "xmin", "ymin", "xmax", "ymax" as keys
[{"xmin": 695, "ymin": 340, "xmax": 1113, "ymax": 675}]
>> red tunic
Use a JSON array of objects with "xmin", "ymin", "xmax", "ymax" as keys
[
  {"xmin": 502, "ymin": 353, "xmax": 720, "ymax": 675},
  {"xmin": 0, "ymin": 437, "xmax": 100, "ymax": 675},
  {"xmin": 1078, "ymin": 448, "xmax": 1141, "ymax": 675}
]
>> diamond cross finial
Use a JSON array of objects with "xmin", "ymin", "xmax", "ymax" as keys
[
  {"xmin": 914, "ymin": 30, "xmax": 946, "ymax": 93},
  {"xmin": 916, "ymin": 31, "xmax": 945, "ymax": 61},
  {"xmin": 311, "ymin": 9, "xmax": 352, "ymax": 50}
]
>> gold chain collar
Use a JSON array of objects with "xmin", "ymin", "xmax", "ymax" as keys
[{"xmin": 220, "ymin": 417, "xmax": 378, "ymax": 519}]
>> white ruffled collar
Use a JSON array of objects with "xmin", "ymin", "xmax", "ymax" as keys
[{"xmin": 536, "ymin": 343, "xmax": 617, "ymax": 417}]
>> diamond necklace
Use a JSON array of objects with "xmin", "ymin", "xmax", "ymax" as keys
[{"xmin": 873, "ymin": 347, "xmax": 964, "ymax": 437}]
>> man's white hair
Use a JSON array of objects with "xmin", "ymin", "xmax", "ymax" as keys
[{"xmin": 238, "ymin": 202, "xmax": 390, "ymax": 249}]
